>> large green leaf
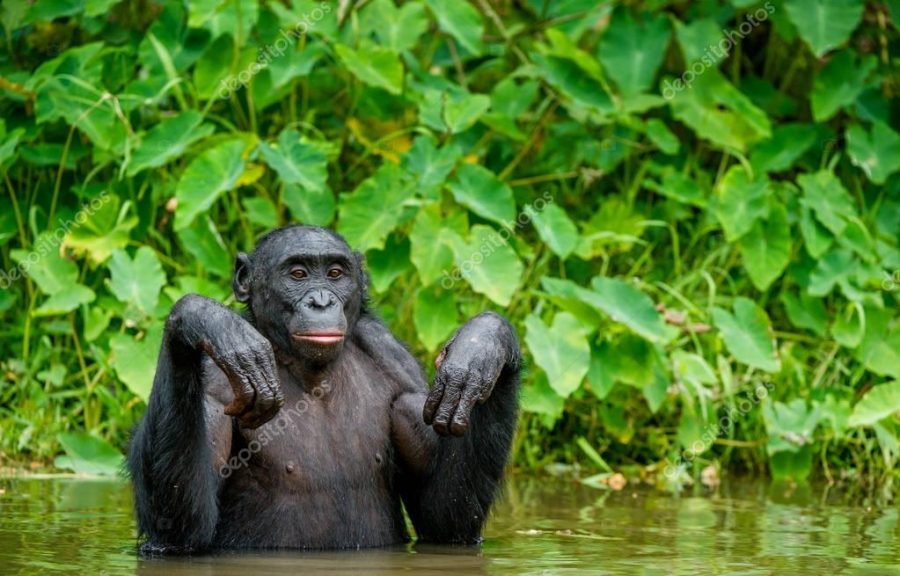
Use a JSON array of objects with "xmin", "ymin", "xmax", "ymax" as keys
[
  {"xmin": 335, "ymin": 42, "xmax": 404, "ymax": 95},
  {"xmin": 258, "ymin": 129, "xmax": 329, "ymax": 192},
  {"xmin": 848, "ymin": 381, "xmax": 900, "ymax": 427},
  {"xmin": 176, "ymin": 216, "xmax": 232, "ymax": 279},
  {"xmin": 525, "ymin": 312, "xmax": 591, "ymax": 398},
  {"xmin": 174, "ymin": 139, "xmax": 248, "ymax": 230},
  {"xmin": 846, "ymin": 121, "xmax": 900, "ymax": 185},
  {"xmin": 413, "ymin": 287, "xmax": 458, "ymax": 352},
  {"xmin": 337, "ymin": 164, "xmax": 413, "ymax": 252},
  {"xmin": 784, "ymin": 0, "xmax": 864, "ymax": 56},
  {"xmin": 126, "ymin": 112, "xmax": 215, "ymax": 176},
  {"xmin": 798, "ymin": 170, "xmax": 857, "ymax": 235},
  {"xmin": 106, "ymin": 247, "xmax": 166, "ymax": 317},
  {"xmin": 528, "ymin": 202, "xmax": 579, "ymax": 260},
  {"xmin": 588, "ymin": 277, "xmax": 671, "ymax": 343},
  {"xmin": 55, "ymin": 432, "xmax": 124, "ymax": 476},
  {"xmin": 714, "ymin": 166, "xmax": 770, "ymax": 242},
  {"xmin": 283, "ymin": 185, "xmax": 335, "ymax": 226},
  {"xmin": 448, "ymin": 164, "xmax": 516, "ymax": 227},
  {"xmin": 447, "ymin": 225, "xmax": 523, "ymax": 306},
  {"xmin": 110, "ymin": 325, "xmax": 163, "ymax": 401},
  {"xmin": 34, "ymin": 284, "xmax": 95, "ymax": 317},
  {"xmin": 738, "ymin": 202, "xmax": 792, "ymax": 291},
  {"xmin": 712, "ymin": 298, "xmax": 780, "ymax": 372},
  {"xmin": 424, "ymin": 0, "xmax": 484, "ymax": 56},
  {"xmin": 811, "ymin": 50, "xmax": 876, "ymax": 122},
  {"xmin": 11, "ymin": 233, "xmax": 79, "ymax": 295},
  {"xmin": 598, "ymin": 8, "xmax": 671, "ymax": 97},
  {"xmin": 409, "ymin": 203, "xmax": 467, "ymax": 287},
  {"xmin": 364, "ymin": 0, "xmax": 428, "ymax": 52}
]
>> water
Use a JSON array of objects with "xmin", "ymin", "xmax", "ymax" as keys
[{"xmin": 0, "ymin": 476, "xmax": 896, "ymax": 575}]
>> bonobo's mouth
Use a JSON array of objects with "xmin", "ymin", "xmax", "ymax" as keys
[{"xmin": 291, "ymin": 332, "xmax": 345, "ymax": 345}]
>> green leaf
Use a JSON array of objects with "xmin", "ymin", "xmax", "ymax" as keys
[
  {"xmin": 403, "ymin": 136, "xmax": 461, "ymax": 197},
  {"xmin": 424, "ymin": 0, "xmax": 484, "ymax": 56},
  {"xmin": 448, "ymin": 164, "xmax": 516, "ymax": 227},
  {"xmin": 714, "ymin": 166, "xmax": 770, "ymax": 242},
  {"xmin": 174, "ymin": 139, "xmax": 248, "ymax": 230},
  {"xmin": 176, "ymin": 216, "xmax": 231, "ymax": 279},
  {"xmin": 525, "ymin": 312, "xmax": 591, "ymax": 398},
  {"xmin": 588, "ymin": 277, "xmax": 670, "ymax": 343},
  {"xmin": 283, "ymin": 184, "xmax": 335, "ymax": 226},
  {"xmin": 848, "ymin": 381, "xmax": 900, "ymax": 427},
  {"xmin": 533, "ymin": 54, "xmax": 614, "ymax": 115},
  {"xmin": 258, "ymin": 129, "xmax": 329, "ymax": 191},
  {"xmin": 784, "ymin": 0, "xmax": 864, "ymax": 56},
  {"xmin": 846, "ymin": 121, "xmax": 900, "ymax": 185},
  {"xmin": 110, "ymin": 326, "xmax": 163, "ymax": 401},
  {"xmin": 644, "ymin": 118, "xmax": 680, "ymax": 155},
  {"xmin": 811, "ymin": 50, "xmax": 876, "ymax": 122},
  {"xmin": 242, "ymin": 196, "xmax": 279, "ymax": 228},
  {"xmin": 598, "ymin": 8, "xmax": 671, "ymax": 97},
  {"xmin": 106, "ymin": 247, "xmax": 166, "ymax": 317},
  {"xmin": 443, "ymin": 92, "xmax": 491, "ymax": 134},
  {"xmin": 520, "ymin": 372, "xmax": 565, "ymax": 421},
  {"xmin": 11, "ymin": 233, "xmax": 79, "ymax": 295},
  {"xmin": 527, "ymin": 202, "xmax": 579, "ymax": 260},
  {"xmin": 712, "ymin": 297, "xmax": 780, "ymax": 372},
  {"xmin": 749, "ymin": 123, "xmax": 822, "ymax": 174},
  {"xmin": 738, "ymin": 201, "xmax": 792, "ymax": 291},
  {"xmin": 798, "ymin": 170, "xmax": 856, "ymax": 235},
  {"xmin": 55, "ymin": 432, "xmax": 123, "ymax": 476},
  {"xmin": 409, "ymin": 203, "xmax": 467, "ymax": 287},
  {"xmin": 63, "ymin": 192, "xmax": 137, "ymax": 265},
  {"xmin": 781, "ymin": 291, "xmax": 828, "ymax": 337},
  {"xmin": 365, "ymin": 0, "xmax": 428, "ymax": 52},
  {"xmin": 413, "ymin": 287, "xmax": 458, "ymax": 352},
  {"xmin": 337, "ymin": 164, "xmax": 413, "ymax": 252},
  {"xmin": 126, "ymin": 112, "xmax": 216, "ymax": 176},
  {"xmin": 807, "ymin": 248, "xmax": 856, "ymax": 297},
  {"xmin": 366, "ymin": 234, "xmax": 412, "ymax": 293},
  {"xmin": 334, "ymin": 42, "xmax": 404, "ymax": 95},
  {"xmin": 447, "ymin": 225, "xmax": 523, "ymax": 306},
  {"xmin": 34, "ymin": 285, "xmax": 95, "ymax": 317}
]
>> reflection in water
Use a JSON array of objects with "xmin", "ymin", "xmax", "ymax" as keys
[{"xmin": 0, "ymin": 476, "xmax": 897, "ymax": 575}]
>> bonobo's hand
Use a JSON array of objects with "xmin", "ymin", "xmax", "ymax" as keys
[
  {"xmin": 176, "ymin": 296, "xmax": 284, "ymax": 429},
  {"xmin": 424, "ymin": 313, "xmax": 511, "ymax": 437}
]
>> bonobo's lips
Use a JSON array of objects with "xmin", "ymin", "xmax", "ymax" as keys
[{"xmin": 291, "ymin": 332, "xmax": 345, "ymax": 345}]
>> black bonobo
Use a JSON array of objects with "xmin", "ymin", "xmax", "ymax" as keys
[{"xmin": 127, "ymin": 225, "xmax": 521, "ymax": 553}]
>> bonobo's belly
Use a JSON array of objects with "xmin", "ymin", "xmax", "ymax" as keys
[{"xmin": 210, "ymin": 371, "xmax": 407, "ymax": 549}]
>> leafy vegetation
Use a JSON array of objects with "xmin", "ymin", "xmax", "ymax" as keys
[{"xmin": 0, "ymin": 0, "xmax": 898, "ymax": 486}]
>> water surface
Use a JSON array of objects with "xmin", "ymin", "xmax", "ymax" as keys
[{"xmin": 0, "ymin": 476, "xmax": 896, "ymax": 575}]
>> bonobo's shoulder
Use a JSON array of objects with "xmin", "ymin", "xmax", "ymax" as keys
[{"xmin": 351, "ymin": 314, "xmax": 426, "ymax": 393}]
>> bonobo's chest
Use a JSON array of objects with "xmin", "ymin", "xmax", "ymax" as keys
[{"xmin": 230, "ymin": 351, "xmax": 397, "ymax": 492}]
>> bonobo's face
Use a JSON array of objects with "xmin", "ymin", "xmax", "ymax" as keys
[{"xmin": 232, "ymin": 226, "xmax": 365, "ymax": 368}]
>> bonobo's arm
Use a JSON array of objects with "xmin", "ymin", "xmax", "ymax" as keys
[
  {"xmin": 127, "ymin": 294, "xmax": 283, "ymax": 554},
  {"xmin": 361, "ymin": 312, "xmax": 521, "ymax": 544}
]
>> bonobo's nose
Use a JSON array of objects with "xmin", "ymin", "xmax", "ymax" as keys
[{"xmin": 303, "ymin": 289, "xmax": 338, "ymax": 311}]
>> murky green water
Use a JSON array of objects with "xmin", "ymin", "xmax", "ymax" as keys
[{"xmin": 0, "ymin": 476, "xmax": 897, "ymax": 575}]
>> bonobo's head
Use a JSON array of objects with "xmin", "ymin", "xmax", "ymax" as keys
[{"xmin": 232, "ymin": 226, "xmax": 367, "ymax": 368}]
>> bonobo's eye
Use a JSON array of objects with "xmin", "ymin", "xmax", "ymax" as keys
[
  {"xmin": 326, "ymin": 266, "xmax": 344, "ymax": 280},
  {"xmin": 289, "ymin": 266, "xmax": 308, "ymax": 280}
]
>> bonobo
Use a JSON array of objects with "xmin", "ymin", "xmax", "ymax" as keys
[{"xmin": 127, "ymin": 226, "xmax": 521, "ymax": 553}]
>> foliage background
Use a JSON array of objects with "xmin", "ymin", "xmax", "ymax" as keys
[{"xmin": 0, "ymin": 0, "xmax": 898, "ymax": 487}]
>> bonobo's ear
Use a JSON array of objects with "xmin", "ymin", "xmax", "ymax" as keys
[
  {"xmin": 353, "ymin": 251, "xmax": 369, "ymax": 311},
  {"xmin": 233, "ymin": 252, "xmax": 253, "ymax": 304}
]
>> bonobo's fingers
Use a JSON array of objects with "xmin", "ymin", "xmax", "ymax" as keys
[
  {"xmin": 450, "ymin": 378, "xmax": 483, "ymax": 436},
  {"xmin": 431, "ymin": 369, "xmax": 465, "ymax": 436},
  {"xmin": 234, "ymin": 347, "xmax": 283, "ymax": 429},
  {"xmin": 423, "ymin": 375, "xmax": 446, "ymax": 425}
]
